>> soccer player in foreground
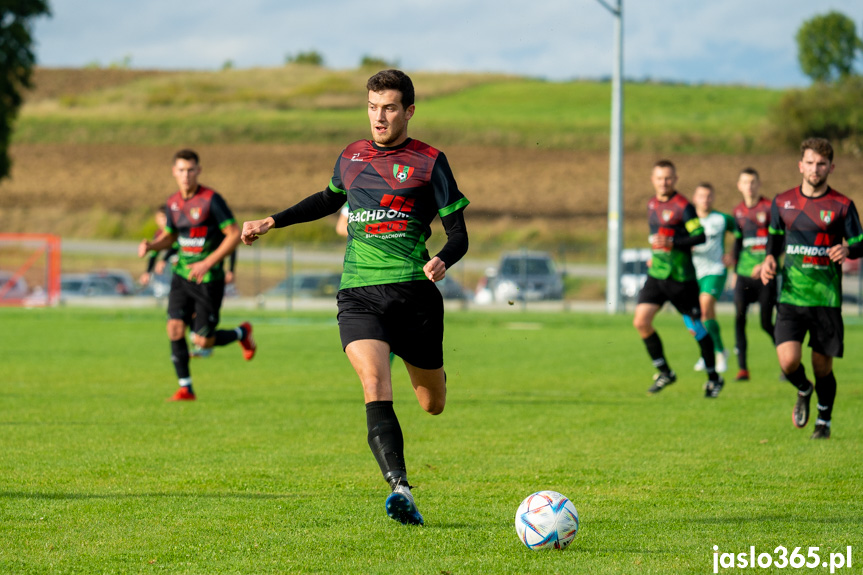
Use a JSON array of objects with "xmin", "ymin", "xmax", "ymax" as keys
[
  {"xmin": 241, "ymin": 70, "xmax": 469, "ymax": 525},
  {"xmin": 632, "ymin": 160, "xmax": 724, "ymax": 398},
  {"xmin": 690, "ymin": 182, "xmax": 736, "ymax": 374},
  {"xmin": 138, "ymin": 149, "xmax": 256, "ymax": 401},
  {"xmin": 731, "ymin": 168, "xmax": 776, "ymax": 381},
  {"xmin": 761, "ymin": 138, "xmax": 863, "ymax": 439}
]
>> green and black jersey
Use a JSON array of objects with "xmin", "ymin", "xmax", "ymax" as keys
[
  {"xmin": 164, "ymin": 186, "xmax": 236, "ymax": 283},
  {"xmin": 769, "ymin": 186, "xmax": 863, "ymax": 308},
  {"xmin": 646, "ymin": 192, "xmax": 705, "ymax": 282},
  {"xmin": 330, "ymin": 138, "xmax": 470, "ymax": 289},
  {"xmin": 732, "ymin": 197, "xmax": 771, "ymax": 277}
]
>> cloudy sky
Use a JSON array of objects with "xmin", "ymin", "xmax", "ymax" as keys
[{"xmin": 33, "ymin": 0, "xmax": 863, "ymax": 88}]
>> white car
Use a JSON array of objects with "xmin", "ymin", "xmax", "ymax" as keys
[{"xmin": 620, "ymin": 248, "xmax": 651, "ymax": 299}]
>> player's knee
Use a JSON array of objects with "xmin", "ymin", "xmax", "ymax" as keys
[
  {"xmin": 166, "ymin": 320, "xmax": 185, "ymax": 340},
  {"xmin": 424, "ymin": 398, "xmax": 445, "ymax": 415}
]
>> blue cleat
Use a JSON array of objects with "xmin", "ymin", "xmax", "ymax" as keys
[{"xmin": 385, "ymin": 485, "xmax": 424, "ymax": 526}]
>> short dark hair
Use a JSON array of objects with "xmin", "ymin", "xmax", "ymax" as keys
[
  {"xmin": 739, "ymin": 167, "xmax": 760, "ymax": 180},
  {"xmin": 173, "ymin": 149, "xmax": 200, "ymax": 165},
  {"xmin": 653, "ymin": 159, "xmax": 676, "ymax": 172},
  {"xmin": 800, "ymin": 137, "xmax": 833, "ymax": 163},
  {"xmin": 696, "ymin": 182, "xmax": 714, "ymax": 194},
  {"xmin": 366, "ymin": 69, "xmax": 415, "ymax": 109}
]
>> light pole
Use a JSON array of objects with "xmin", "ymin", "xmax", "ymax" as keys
[{"xmin": 595, "ymin": 0, "xmax": 624, "ymax": 313}]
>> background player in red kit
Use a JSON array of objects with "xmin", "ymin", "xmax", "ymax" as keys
[
  {"xmin": 632, "ymin": 160, "xmax": 724, "ymax": 398},
  {"xmin": 761, "ymin": 138, "xmax": 863, "ymax": 439},
  {"xmin": 241, "ymin": 70, "xmax": 469, "ymax": 526},
  {"xmin": 731, "ymin": 168, "xmax": 776, "ymax": 381},
  {"xmin": 138, "ymin": 149, "xmax": 256, "ymax": 401}
]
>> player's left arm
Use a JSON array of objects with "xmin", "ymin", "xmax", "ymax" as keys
[
  {"xmin": 425, "ymin": 152, "xmax": 470, "ymax": 282},
  {"xmin": 426, "ymin": 208, "xmax": 469, "ymax": 282},
  {"xmin": 671, "ymin": 205, "xmax": 705, "ymax": 248},
  {"xmin": 830, "ymin": 201, "xmax": 863, "ymax": 263}
]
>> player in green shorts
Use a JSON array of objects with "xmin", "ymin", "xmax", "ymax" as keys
[
  {"xmin": 691, "ymin": 183, "xmax": 737, "ymax": 374},
  {"xmin": 761, "ymin": 138, "xmax": 863, "ymax": 439}
]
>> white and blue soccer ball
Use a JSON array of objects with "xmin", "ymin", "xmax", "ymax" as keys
[{"xmin": 515, "ymin": 490, "xmax": 579, "ymax": 550}]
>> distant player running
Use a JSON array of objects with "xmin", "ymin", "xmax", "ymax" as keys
[
  {"xmin": 138, "ymin": 149, "xmax": 256, "ymax": 401},
  {"xmin": 731, "ymin": 168, "xmax": 776, "ymax": 381},
  {"xmin": 633, "ymin": 160, "xmax": 723, "ymax": 398},
  {"xmin": 691, "ymin": 182, "xmax": 736, "ymax": 374},
  {"xmin": 241, "ymin": 70, "xmax": 469, "ymax": 525},
  {"xmin": 761, "ymin": 138, "xmax": 863, "ymax": 439}
]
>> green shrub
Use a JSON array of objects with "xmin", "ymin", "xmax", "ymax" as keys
[
  {"xmin": 768, "ymin": 76, "xmax": 863, "ymax": 151},
  {"xmin": 286, "ymin": 50, "xmax": 325, "ymax": 66}
]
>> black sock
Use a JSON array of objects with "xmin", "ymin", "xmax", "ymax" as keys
[
  {"xmin": 785, "ymin": 364, "xmax": 812, "ymax": 394},
  {"xmin": 170, "ymin": 338, "xmax": 190, "ymax": 380},
  {"xmin": 643, "ymin": 332, "xmax": 670, "ymax": 373},
  {"xmin": 815, "ymin": 371, "xmax": 837, "ymax": 422},
  {"xmin": 366, "ymin": 401, "xmax": 408, "ymax": 489},
  {"xmin": 697, "ymin": 335, "xmax": 720, "ymax": 381},
  {"xmin": 214, "ymin": 328, "xmax": 240, "ymax": 346}
]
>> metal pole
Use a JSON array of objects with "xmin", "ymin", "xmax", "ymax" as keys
[{"xmin": 605, "ymin": 0, "xmax": 624, "ymax": 314}]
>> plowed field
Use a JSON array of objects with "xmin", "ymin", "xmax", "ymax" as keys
[{"xmin": 4, "ymin": 143, "xmax": 863, "ymax": 237}]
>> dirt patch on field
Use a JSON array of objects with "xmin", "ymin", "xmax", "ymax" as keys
[{"xmin": 3, "ymin": 142, "xmax": 863, "ymax": 244}]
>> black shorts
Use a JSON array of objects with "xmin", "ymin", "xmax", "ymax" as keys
[
  {"xmin": 735, "ymin": 275, "xmax": 776, "ymax": 308},
  {"xmin": 637, "ymin": 275, "xmax": 702, "ymax": 319},
  {"xmin": 167, "ymin": 274, "xmax": 225, "ymax": 338},
  {"xmin": 774, "ymin": 303, "xmax": 844, "ymax": 357},
  {"xmin": 337, "ymin": 280, "xmax": 444, "ymax": 370}
]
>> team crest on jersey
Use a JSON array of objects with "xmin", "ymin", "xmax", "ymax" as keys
[
  {"xmin": 189, "ymin": 207, "xmax": 202, "ymax": 222},
  {"xmin": 393, "ymin": 164, "xmax": 414, "ymax": 183},
  {"xmin": 661, "ymin": 209, "xmax": 674, "ymax": 223},
  {"xmin": 820, "ymin": 210, "xmax": 834, "ymax": 224}
]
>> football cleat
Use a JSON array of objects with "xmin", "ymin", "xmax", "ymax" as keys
[
  {"xmin": 735, "ymin": 369, "xmax": 750, "ymax": 382},
  {"xmin": 792, "ymin": 386, "xmax": 813, "ymax": 428},
  {"xmin": 190, "ymin": 346, "xmax": 212, "ymax": 358},
  {"xmin": 693, "ymin": 357, "xmax": 706, "ymax": 372},
  {"xmin": 385, "ymin": 485, "xmax": 424, "ymax": 526},
  {"xmin": 704, "ymin": 376, "xmax": 724, "ymax": 398},
  {"xmin": 810, "ymin": 423, "xmax": 831, "ymax": 440},
  {"xmin": 648, "ymin": 371, "xmax": 676, "ymax": 394},
  {"xmin": 239, "ymin": 322, "xmax": 256, "ymax": 361},
  {"xmin": 168, "ymin": 386, "xmax": 196, "ymax": 401}
]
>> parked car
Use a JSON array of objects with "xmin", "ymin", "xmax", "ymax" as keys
[
  {"xmin": 265, "ymin": 272, "xmax": 342, "ymax": 298},
  {"xmin": 61, "ymin": 273, "xmax": 127, "ymax": 299},
  {"xmin": 481, "ymin": 251, "xmax": 564, "ymax": 302},
  {"xmin": 0, "ymin": 270, "xmax": 30, "ymax": 301},
  {"xmin": 620, "ymin": 248, "xmax": 651, "ymax": 299},
  {"xmin": 435, "ymin": 276, "xmax": 470, "ymax": 300},
  {"xmin": 89, "ymin": 269, "xmax": 136, "ymax": 295}
]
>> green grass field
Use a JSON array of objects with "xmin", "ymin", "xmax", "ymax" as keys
[
  {"xmin": 18, "ymin": 67, "xmax": 783, "ymax": 153},
  {"xmin": 2, "ymin": 307, "xmax": 862, "ymax": 574}
]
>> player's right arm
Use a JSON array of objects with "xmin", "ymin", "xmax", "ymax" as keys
[
  {"xmin": 243, "ymin": 187, "xmax": 345, "ymax": 245},
  {"xmin": 761, "ymin": 197, "xmax": 783, "ymax": 285},
  {"xmin": 138, "ymin": 230, "xmax": 177, "ymax": 258}
]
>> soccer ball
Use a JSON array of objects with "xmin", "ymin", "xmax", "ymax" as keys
[{"xmin": 515, "ymin": 490, "xmax": 579, "ymax": 550}]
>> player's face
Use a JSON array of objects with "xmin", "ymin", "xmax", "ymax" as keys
[
  {"xmin": 651, "ymin": 166, "xmax": 677, "ymax": 198},
  {"xmin": 692, "ymin": 186, "xmax": 713, "ymax": 213},
  {"xmin": 368, "ymin": 89, "xmax": 414, "ymax": 147},
  {"xmin": 798, "ymin": 149, "xmax": 834, "ymax": 189},
  {"xmin": 172, "ymin": 158, "xmax": 201, "ymax": 196},
  {"xmin": 737, "ymin": 173, "xmax": 759, "ymax": 200}
]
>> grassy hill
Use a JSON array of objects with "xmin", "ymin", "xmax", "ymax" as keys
[{"xmin": 19, "ymin": 66, "xmax": 786, "ymax": 154}]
